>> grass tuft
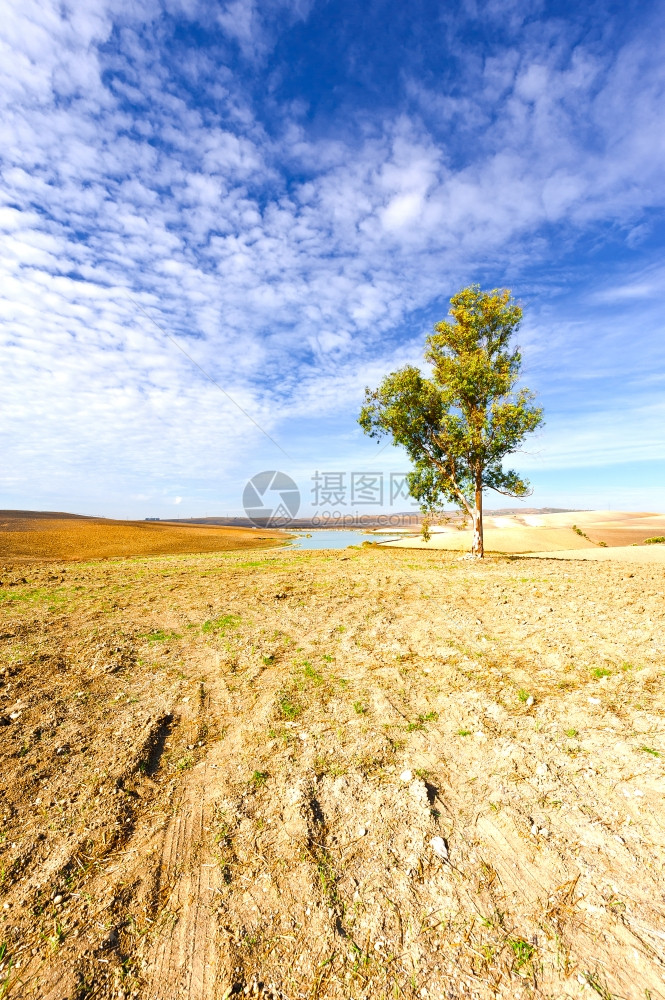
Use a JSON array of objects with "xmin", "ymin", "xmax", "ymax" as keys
[
  {"xmin": 202, "ymin": 613, "xmax": 241, "ymax": 634},
  {"xmin": 508, "ymin": 937, "xmax": 535, "ymax": 971},
  {"xmin": 143, "ymin": 629, "xmax": 181, "ymax": 642},
  {"xmin": 279, "ymin": 696, "xmax": 301, "ymax": 720}
]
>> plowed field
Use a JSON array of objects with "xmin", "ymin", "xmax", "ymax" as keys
[{"xmin": 1, "ymin": 545, "xmax": 664, "ymax": 999}]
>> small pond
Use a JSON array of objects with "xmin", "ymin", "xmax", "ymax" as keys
[{"xmin": 286, "ymin": 529, "xmax": 404, "ymax": 550}]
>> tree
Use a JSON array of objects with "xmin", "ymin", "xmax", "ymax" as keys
[{"xmin": 359, "ymin": 285, "xmax": 543, "ymax": 558}]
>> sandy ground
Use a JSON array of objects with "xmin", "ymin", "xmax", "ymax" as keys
[
  {"xmin": 524, "ymin": 545, "xmax": 665, "ymax": 563},
  {"xmin": 1, "ymin": 543, "xmax": 664, "ymax": 1000},
  {"xmin": 381, "ymin": 510, "xmax": 665, "ymax": 555},
  {"xmin": 0, "ymin": 515, "xmax": 287, "ymax": 562}
]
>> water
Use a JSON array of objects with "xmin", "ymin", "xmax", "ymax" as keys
[{"xmin": 286, "ymin": 529, "xmax": 401, "ymax": 550}]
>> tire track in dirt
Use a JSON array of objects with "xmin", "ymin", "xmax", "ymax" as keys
[
  {"xmin": 143, "ymin": 756, "xmax": 222, "ymax": 999},
  {"xmin": 141, "ymin": 661, "xmax": 285, "ymax": 1000}
]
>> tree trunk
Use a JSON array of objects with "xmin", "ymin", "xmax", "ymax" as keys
[{"xmin": 471, "ymin": 482, "xmax": 484, "ymax": 558}]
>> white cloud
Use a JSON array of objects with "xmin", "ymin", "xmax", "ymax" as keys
[{"xmin": 0, "ymin": 0, "xmax": 664, "ymax": 514}]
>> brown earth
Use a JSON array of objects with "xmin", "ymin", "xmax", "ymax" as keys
[
  {"xmin": 0, "ymin": 545, "xmax": 664, "ymax": 1000},
  {"xmin": 0, "ymin": 515, "xmax": 287, "ymax": 563}
]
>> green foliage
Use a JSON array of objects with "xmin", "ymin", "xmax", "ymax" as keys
[
  {"xmin": 49, "ymin": 921, "xmax": 66, "ymax": 951},
  {"xmin": 143, "ymin": 629, "xmax": 181, "ymax": 642},
  {"xmin": 302, "ymin": 662, "xmax": 323, "ymax": 685},
  {"xmin": 279, "ymin": 696, "xmax": 301, "ymax": 720},
  {"xmin": 359, "ymin": 285, "xmax": 543, "ymax": 556},
  {"xmin": 508, "ymin": 937, "xmax": 535, "ymax": 971},
  {"xmin": 406, "ymin": 711, "xmax": 438, "ymax": 732},
  {"xmin": 202, "ymin": 613, "xmax": 241, "ymax": 634},
  {"xmin": 644, "ymin": 536, "xmax": 665, "ymax": 544}
]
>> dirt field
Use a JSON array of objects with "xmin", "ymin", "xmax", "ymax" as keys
[
  {"xmin": 525, "ymin": 545, "xmax": 665, "ymax": 564},
  {"xmin": 383, "ymin": 510, "xmax": 665, "ymax": 555},
  {"xmin": 0, "ymin": 514, "xmax": 287, "ymax": 562},
  {"xmin": 1, "ymin": 543, "xmax": 664, "ymax": 1000}
]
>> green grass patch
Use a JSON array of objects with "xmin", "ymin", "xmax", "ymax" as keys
[
  {"xmin": 406, "ymin": 711, "xmax": 438, "ymax": 732},
  {"xmin": 0, "ymin": 586, "xmax": 67, "ymax": 607},
  {"xmin": 201, "ymin": 613, "xmax": 241, "ymax": 634},
  {"xmin": 302, "ymin": 662, "xmax": 323, "ymax": 685},
  {"xmin": 252, "ymin": 770, "xmax": 268, "ymax": 787},
  {"xmin": 639, "ymin": 746, "xmax": 661, "ymax": 757},
  {"xmin": 268, "ymin": 727, "xmax": 293, "ymax": 745},
  {"xmin": 644, "ymin": 536, "xmax": 665, "ymax": 544},
  {"xmin": 591, "ymin": 667, "xmax": 611, "ymax": 679},
  {"xmin": 143, "ymin": 629, "xmax": 181, "ymax": 642},
  {"xmin": 508, "ymin": 937, "xmax": 535, "ymax": 971},
  {"xmin": 279, "ymin": 697, "xmax": 301, "ymax": 720}
]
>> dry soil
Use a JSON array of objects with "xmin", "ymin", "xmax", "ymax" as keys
[
  {"xmin": 0, "ymin": 515, "xmax": 287, "ymax": 562},
  {"xmin": 383, "ymin": 510, "xmax": 665, "ymax": 555},
  {"xmin": 0, "ymin": 544, "xmax": 664, "ymax": 1000}
]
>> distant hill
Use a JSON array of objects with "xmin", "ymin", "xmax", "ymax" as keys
[
  {"xmin": 0, "ymin": 510, "xmax": 96, "ymax": 520},
  {"xmin": 165, "ymin": 508, "xmax": 579, "ymax": 529},
  {"xmin": 1, "ymin": 508, "xmax": 581, "ymax": 529}
]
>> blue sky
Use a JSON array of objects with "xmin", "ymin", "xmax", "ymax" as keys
[{"xmin": 1, "ymin": 0, "xmax": 664, "ymax": 519}]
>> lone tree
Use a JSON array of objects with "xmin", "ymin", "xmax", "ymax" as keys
[{"xmin": 359, "ymin": 285, "xmax": 543, "ymax": 558}]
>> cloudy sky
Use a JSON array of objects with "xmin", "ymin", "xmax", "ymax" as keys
[{"xmin": 1, "ymin": 0, "xmax": 664, "ymax": 519}]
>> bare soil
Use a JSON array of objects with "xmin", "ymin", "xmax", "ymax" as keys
[
  {"xmin": 1, "ymin": 544, "xmax": 664, "ymax": 1000},
  {"xmin": 385, "ymin": 510, "xmax": 665, "ymax": 555},
  {"xmin": 525, "ymin": 545, "xmax": 665, "ymax": 564},
  {"xmin": 0, "ymin": 515, "xmax": 287, "ymax": 562}
]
